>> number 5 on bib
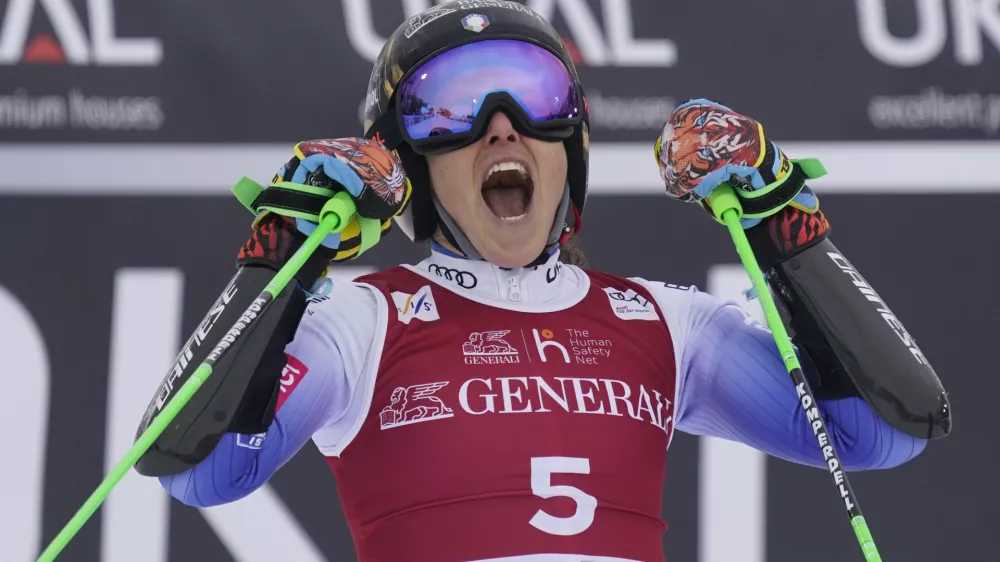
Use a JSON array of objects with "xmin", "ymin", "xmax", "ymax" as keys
[{"xmin": 529, "ymin": 457, "xmax": 598, "ymax": 536}]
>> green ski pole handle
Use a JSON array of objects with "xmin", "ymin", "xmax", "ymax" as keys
[
  {"xmin": 36, "ymin": 192, "xmax": 358, "ymax": 562},
  {"xmin": 706, "ymin": 183, "xmax": 883, "ymax": 562}
]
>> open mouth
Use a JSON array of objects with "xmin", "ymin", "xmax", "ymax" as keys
[{"xmin": 480, "ymin": 160, "xmax": 534, "ymax": 222}]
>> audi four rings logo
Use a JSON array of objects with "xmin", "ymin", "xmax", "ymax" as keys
[
  {"xmin": 609, "ymin": 290, "xmax": 649, "ymax": 307},
  {"xmin": 428, "ymin": 264, "xmax": 477, "ymax": 289}
]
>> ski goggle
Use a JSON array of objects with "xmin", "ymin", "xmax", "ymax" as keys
[{"xmin": 395, "ymin": 39, "xmax": 584, "ymax": 154}]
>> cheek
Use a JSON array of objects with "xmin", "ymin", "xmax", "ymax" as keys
[
  {"xmin": 427, "ymin": 150, "xmax": 475, "ymax": 204},
  {"xmin": 532, "ymin": 141, "xmax": 568, "ymax": 202}
]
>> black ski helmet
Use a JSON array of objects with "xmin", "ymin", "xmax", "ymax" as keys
[{"xmin": 362, "ymin": 1, "xmax": 590, "ymax": 254}]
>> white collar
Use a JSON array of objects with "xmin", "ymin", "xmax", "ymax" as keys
[{"xmin": 402, "ymin": 245, "xmax": 590, "ymax": 312}]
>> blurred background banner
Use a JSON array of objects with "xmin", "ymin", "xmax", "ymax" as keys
[
  {"xmin": 0, "ymin": 0, "xmax": 998, "ymax": 142},
  {"xmin": 0, "ymin": 1, "xmax": 997, "ymax": 561}
]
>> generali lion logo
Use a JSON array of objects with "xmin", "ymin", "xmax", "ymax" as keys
[
  {"xmin": 378, "ymin": 382, "xmax": 454, "ymax": 429},
  {"xmin": 463, "ymin": 331, "xmax": 516, "ymax": 355},
  {"xmin": 462, "ymin": 330, "xmax": 521, "ymax": 365}
]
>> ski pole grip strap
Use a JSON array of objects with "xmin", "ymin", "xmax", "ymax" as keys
[
  {"xmin": 358, "ymin": 217, "xmax": 383, "ymax": 255},
  {"xmin": 231, "ymin": 178, "xmax": 341, "ymax": 222},
  {"xmin": 232, "ymin": 176, "xmax": 265, "ymax": 214},
  {"xmin": 737, "ymin": 164, "xmax": 808, "ymax": 219},
  {"xmin": 254, "ymin": 182, "xmax": 338, "ymax": 220}
]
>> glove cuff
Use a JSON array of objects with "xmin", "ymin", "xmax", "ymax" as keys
[
  {"xmin": 235, "ymin": 214, "xmax": 334, "ymax": 287},
  {"xmin": 746, "ymin": 203, "xmax": 831, "ymax": 269}
]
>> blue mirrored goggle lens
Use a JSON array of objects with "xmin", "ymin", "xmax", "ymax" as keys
[{"xmin": 398, "ymin": 40, "xmax": 581, "ymax": 141}]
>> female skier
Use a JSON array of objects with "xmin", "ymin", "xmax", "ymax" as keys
[{"xmin": 135, "ymin": 3, "xmax": 950, "ymax": 561}]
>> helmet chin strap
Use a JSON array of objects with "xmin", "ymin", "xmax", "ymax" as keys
[{"xmin": 432, "ymin": 183, "xmax": 571, "ymax": 267}]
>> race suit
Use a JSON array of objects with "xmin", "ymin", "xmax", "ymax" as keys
[{"xmin": 160, "ymin": 245, "xmax": 923, "ymax": 562}]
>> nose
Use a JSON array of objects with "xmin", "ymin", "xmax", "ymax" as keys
[{"xmin": 483, "ymin": 112, "xmax": 520, "ymax": 146}]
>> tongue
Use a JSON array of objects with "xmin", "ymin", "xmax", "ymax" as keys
[{"xmin": 483, "ymin": 186, "xmax": 528, "ymax": 219}]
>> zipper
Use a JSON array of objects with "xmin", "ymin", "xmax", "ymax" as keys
[{"xmin": 506, "ymin": 275, "xmax": 521, "ymax": 302}]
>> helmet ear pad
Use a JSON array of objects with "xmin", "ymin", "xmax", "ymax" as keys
[
  {"xmin": 565, "ymin": 120, "xmax": 589, "ymax": 218},
  {"xmin": 395, "ymin": 142, "xmax": 438, "ymax": 241}
]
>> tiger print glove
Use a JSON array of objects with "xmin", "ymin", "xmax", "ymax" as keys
[
  {"xmin": 654, "ymin": 98, "xmax": 830, "ymax": 266},
  {"xmin": 237, "ymin": 138, "xmax": 411, "ymax": 265}
]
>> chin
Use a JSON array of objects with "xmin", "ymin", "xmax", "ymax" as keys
[{"xmin": 477, "ymin": 231, "xmax": 548, "ymax": 268}]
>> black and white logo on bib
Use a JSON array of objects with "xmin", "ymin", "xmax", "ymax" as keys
[
  {"xmin": 546, "ymin": 262, "xmax": 562, "ymax": 283},
  {"xmin": 428, "ymin": 264, "xmax": 477, "ymax": 289},
  {"xmin": 604, "ymin": 287, "xmax": 658, "ymax": 321}
]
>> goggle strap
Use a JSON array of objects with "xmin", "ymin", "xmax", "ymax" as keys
[{"xmin": 432, "ymin": 193, "xmax": 483, "ymax": 260}]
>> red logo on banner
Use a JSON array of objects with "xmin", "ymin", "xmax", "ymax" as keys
[
  {"xmin": 276, "ymin": 354, "xmax": 309, "ymax": 413},
  {"xmin": 23, "ymin": 35, "xmax": 66, "ymax": 64}
]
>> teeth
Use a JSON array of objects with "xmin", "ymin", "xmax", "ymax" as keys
[
  {"xmin": 500, "ymin": 212, "xmax": 528, "ymax": 222},
  {"xmin": 486, "ymin": 161, "xmax": 528, "ymax": 181}
]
